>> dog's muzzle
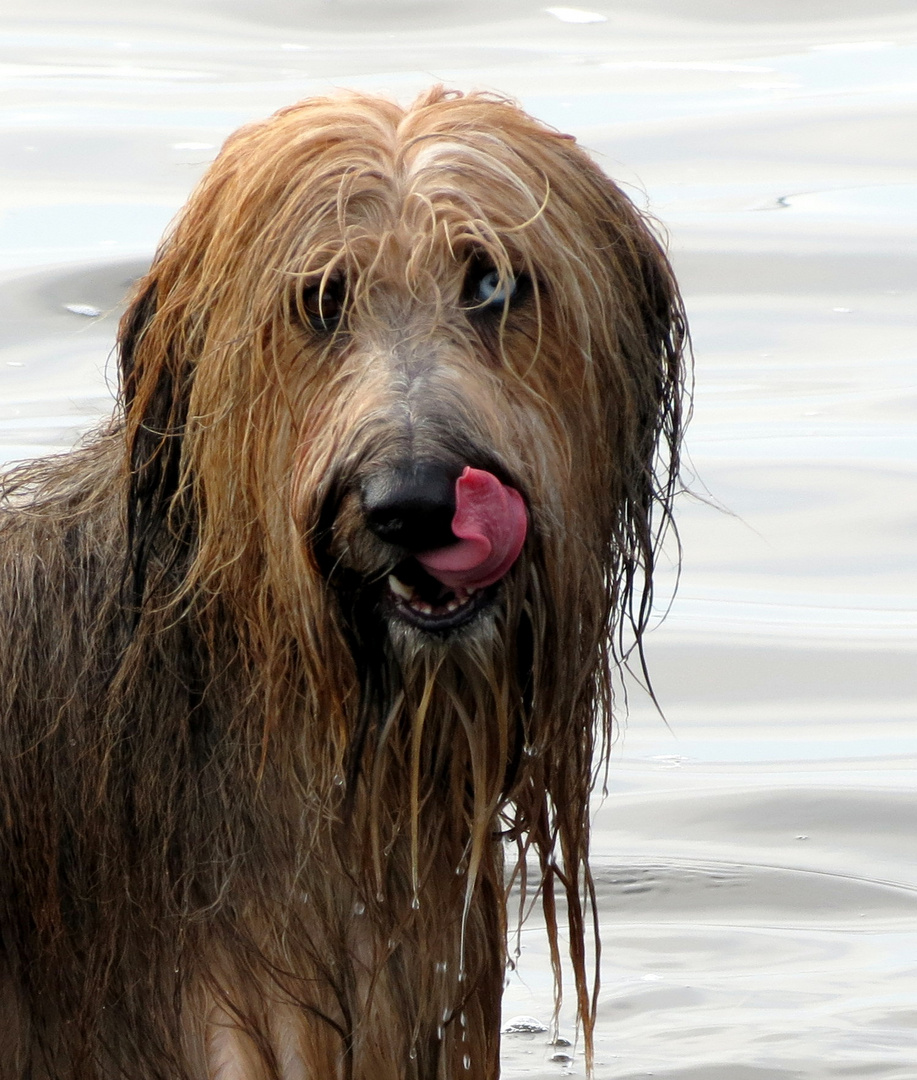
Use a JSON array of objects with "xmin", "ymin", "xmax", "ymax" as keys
[{"xmin": 361, "ymin": 461, "xmax": 527, "ymax": 633}]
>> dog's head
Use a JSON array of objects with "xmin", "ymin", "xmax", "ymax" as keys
[{"xmin": 119, "ymin": 87, "xmax": 684, "ymax": 662}]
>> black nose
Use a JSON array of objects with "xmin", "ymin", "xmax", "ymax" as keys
[{"xmin": 362, "ymin": 462, "xmax": 459, "ymax": 552}]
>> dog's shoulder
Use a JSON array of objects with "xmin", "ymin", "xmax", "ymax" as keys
[{"xmin": 0, "ymin": 432, "xmax": 125, "ymax": 639}]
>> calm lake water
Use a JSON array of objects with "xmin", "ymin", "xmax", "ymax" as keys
[{"xmin": 2, "ymin": 2, "xmax": 915, "ymax": 1077}]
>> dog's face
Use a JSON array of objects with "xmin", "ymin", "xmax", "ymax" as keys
[
  {"xmin": 285, "ymin": 187, "xmax": 548, "ymax": 640},
  {"xmin": 121, "ymin": 88, "xmax": 683, "ymax": 659}
]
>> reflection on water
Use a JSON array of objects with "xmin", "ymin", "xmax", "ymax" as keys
[{"xmin": 2, "ymin": 2, "xmax": 915, "ymax": 1077}]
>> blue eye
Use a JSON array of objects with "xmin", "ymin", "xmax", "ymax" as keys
[
  {"xmin": 465, "ymin": 260, "xmax": 531, "ymax": 315},
  {"xmin": 474, "ymin": 268, "xmax": 516, "ymax": 307}
]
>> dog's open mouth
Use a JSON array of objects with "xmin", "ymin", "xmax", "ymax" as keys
[
  {"xmin": 386, "ymin": 558, "xmax": 492, "ymax": 632},
  {"xmin": 359, "ymin": 465, "xmax": 527, "ymax": 633}
]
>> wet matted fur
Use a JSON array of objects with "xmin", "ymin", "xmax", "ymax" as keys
[{"xmin": 0, "ymin": 88, "xmax": 686, "ymax": 1079}]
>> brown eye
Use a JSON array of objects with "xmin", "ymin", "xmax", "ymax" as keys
[{"xmin": 301, "ymin": 278, "xmax": 345, "ymax": 331}]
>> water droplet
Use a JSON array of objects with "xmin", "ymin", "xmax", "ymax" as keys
[
  {"xmin": 411, "ymin": 896, "xmax": 420, "ymax": 910},
  {"xmin": 463, "ymin": 1054, "xmax": 471, "ymax": 1070},
  {"xmin": 502, "ymin": 1015, "xmax": 549, "ymax": 1035},
  {"xmin": 435, "ymin": 961, "xmax": 448, "ymax": 974},
  {"xmin": 353, "ymin": 901, "xmax": 365, "ymax": 915},
  {"xmin": 459, "ymin": 1012, "xmax": 467, "ymax": 1029},
  {"xmin": 408, "ymin": 1047, "xmax": 417, "ymax": 1061}
]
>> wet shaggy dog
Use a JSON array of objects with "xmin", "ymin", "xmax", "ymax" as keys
[{"xmin": 0, "ymin": 89, "xmax": 685, "ymax": 1079}]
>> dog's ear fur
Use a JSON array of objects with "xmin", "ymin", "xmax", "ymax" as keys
[
  {"xmin": 586, "ymin": 168, "xmax": 688, "ymax": 648},
  {"xmin": 629, "ymin": 222, "xmax": 686, "ymax": 648},
  {"xmin": 633, "ymin": 219, "xmax": 686, "ymax": 477},
  {"xmin": 119, "ymin": 277, "xmax": 159, "ymax": 395},
  {"xmin": 118, "ymin": 274, "xmax": 193, "ymax": 609}
]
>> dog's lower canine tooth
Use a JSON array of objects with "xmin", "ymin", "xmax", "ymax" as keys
[{"xmin": 388, "ymin": 575, "xmax": 415, "ymax": 600}]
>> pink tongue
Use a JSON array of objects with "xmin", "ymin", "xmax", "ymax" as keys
[{"xmin": 417, "ymin": 467, "xmax": 527, "ymax": 591}]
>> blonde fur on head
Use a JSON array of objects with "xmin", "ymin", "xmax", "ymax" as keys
[{"xmin": 0, "ymin": 87, "xmax": 686, "ymax": 1079}]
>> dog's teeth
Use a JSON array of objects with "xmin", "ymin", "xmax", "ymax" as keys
[
  {"xmin": 388, "ymin": 575, "xmax": 415, "ymax": 601},
  {"xmin": 389, "ymin": 577, "xmax": 480, "ymax": 622}
]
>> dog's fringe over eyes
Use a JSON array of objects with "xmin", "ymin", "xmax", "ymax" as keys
[{"xmin": 0, "ymin": 87, "xmax": 687, "ymax": 1079}]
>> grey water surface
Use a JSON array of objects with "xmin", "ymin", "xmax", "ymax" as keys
[{"xmin": 2, "ymin": 1, "xmax": 915, "ymax": 1077}]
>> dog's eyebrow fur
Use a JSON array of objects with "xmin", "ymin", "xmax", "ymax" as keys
[{"xmin": 0, "ymin": 85, "xmax": 686, "ymax": 1079}]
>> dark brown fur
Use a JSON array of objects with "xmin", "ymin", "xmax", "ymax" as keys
[{"xmin": 0, "ymin": 88, "xmax": 686, "ymax": 1079}]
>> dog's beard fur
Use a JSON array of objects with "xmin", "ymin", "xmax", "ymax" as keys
[{"xmin": 0, "ymin": 88, "xmax": 685, "ymax": 1079}]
